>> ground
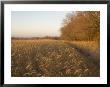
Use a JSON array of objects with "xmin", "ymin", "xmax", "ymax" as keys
[{"xmin": 11, "ymin": 39, "xmax": 100, "ymax": 77}]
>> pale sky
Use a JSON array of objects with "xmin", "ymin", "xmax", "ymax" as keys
[{"xmin": 11, "ymin": 11, "xmax": 73, "ymax": 37}]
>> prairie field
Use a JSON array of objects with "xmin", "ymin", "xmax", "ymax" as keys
[{"xmin": 11, "ymin": 39, "xmax": 100, "ymax": 77}]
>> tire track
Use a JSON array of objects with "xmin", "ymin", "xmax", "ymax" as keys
[{"xmin": 65, "ymin": 42, "xmax": 100, "ymax": 68}]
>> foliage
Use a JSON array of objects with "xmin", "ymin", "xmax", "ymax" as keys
[{"xmin": 60, "ymin": 11, "xmax": 100, "ymax": 41}]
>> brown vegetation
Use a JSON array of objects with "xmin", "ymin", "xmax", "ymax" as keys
[
  {"xmin": 11, "ymin": 40, "xmax": 99, "ymax": 77},
  {"xmin": 11, "ymin": 11, "xmax": 100, "ymax": 77},
  {"xmin": 60, "ymin": 11, "xmax": 100, "ymax": 41}
]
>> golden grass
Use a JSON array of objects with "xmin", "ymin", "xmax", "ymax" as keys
[
  {"xmin": 11, "ymin": 39, "xmax": 100, "ymax": 77},
  {"xmin": 71, "ymin": 41, "xmax": 100, "ymax": 63}
]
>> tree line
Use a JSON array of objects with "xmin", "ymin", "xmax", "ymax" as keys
[{"xmin": 60, "ymin": 11, "xmax": 100, "ymax": 41}]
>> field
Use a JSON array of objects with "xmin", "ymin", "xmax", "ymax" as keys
[{"xmin": 11, "ymin": 39, "xmax": 100, "ymax": 77}]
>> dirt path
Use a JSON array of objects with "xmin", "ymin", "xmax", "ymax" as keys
[
  {"xmin": 12, "ymin": 40, "xmax": 100, "ymax": 77},
  {"xmin": 65, "ymin": 42, "xmax": 100, "ymax": 68}
]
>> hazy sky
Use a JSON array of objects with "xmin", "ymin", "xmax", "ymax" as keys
[{"xmin": 11, "ymin": 11, "xmax": 73, "ymax": 37}]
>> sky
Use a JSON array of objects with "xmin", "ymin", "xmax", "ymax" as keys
[{"xmin": 11, "ymin": 11, "xmax": 73, "ymax": 37}]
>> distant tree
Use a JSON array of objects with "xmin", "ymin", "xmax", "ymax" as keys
[{"xmin": 60, "ymin": 11, "xmax": 100, "ymax": 41}]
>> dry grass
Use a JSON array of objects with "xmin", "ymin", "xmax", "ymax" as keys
[
  {"xmin": 71, "ymin": 41, "xmax": 100, "ymax": 64},
  {"xmin": 11, "ymin": 39, "xmax": 100, "ymax": 77}
]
